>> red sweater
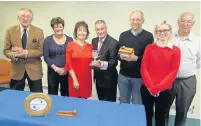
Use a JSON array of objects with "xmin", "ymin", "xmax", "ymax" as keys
[{"xmin": 141, "ymin": 43, "xmax": 181, "ymax": 95}]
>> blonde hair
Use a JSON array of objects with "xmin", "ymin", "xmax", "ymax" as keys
[{"xmin": 154, "ymin": 20, "xmax": 172, "ymax": 43}]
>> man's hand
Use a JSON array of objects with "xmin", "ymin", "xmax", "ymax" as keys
[
  {"xmin": 12, "ymin": 47, "xmax": 23, "ymax": 54},
  {"xmin": 12, "ymin": 47, "xmax": 27, "ymax": 58},
  {"xmin": 92, "ymin": 60, "xmax": 104, "ymax": 68},
  {"xmin": 120, "ymin": 54, "xmax": 138, "ymax": 61}
]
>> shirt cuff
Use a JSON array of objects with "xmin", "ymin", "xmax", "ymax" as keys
[
  {"xmin": 13, "ymin": 54, "xmax": 18, "ymax": 61},
  {"xmin": 25, "ymin": 50, "xmax": 28, "ymax": 58},
  {"xmin": 100, "ymin": 61, "xmax": 108, "ymax": 70}
]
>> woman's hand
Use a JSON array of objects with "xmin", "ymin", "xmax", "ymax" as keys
[{"xmin": 73, "ymin": 80, "xmax": 79, "ymax": 90}]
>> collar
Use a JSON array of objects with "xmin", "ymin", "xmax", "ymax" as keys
[
  {"xmin": 131, "ymin": 28, "xmax": 143, "ymax": 36},
  {"xmin": 156, "ymin": 42, "xmax": 173, "ymax": 49},
  {"xmin": 175, "ymin": 31, "xmax": 193, "ymax": 42},
  {"xmin": 20, "ymin": 25, "xmax": 30, "ymax": 33},
  {"xmin": 99, "ymin": 35, "xmax": 107, "ymax": 42}
]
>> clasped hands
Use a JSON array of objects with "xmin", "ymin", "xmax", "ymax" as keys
[
  {"xmin": 147, "ymin": 86, "xmax": 161, "ymax": 97},
  {"xmin": 120, "ymin": 54, "xmax": 138, "ymax": 61},
  {"xmin": 53, "ymin": 67, "xmax": 67, "ymax": 76},
  {"xmin": 11, "ymin": 47, "xmax": 28, "ymax": 58}
]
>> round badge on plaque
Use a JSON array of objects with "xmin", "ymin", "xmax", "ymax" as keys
[{"xmin": 24, "ymin": 93, "xmax": 52, "ymax": 117}]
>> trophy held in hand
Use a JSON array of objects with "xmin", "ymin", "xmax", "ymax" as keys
[
  {"xmin": 90, "ymin": 50, "xmax": 101, "ymax": 66},
  {"xmin": 118, "ymin": 46, "xmax": 135, "ymax": 56}
]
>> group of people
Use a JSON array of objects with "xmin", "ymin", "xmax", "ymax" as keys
[{"xmin": 3, "ymin": 8, "xmax": 200, "ymax": 126}]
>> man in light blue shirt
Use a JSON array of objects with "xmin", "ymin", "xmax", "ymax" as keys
[{"xmin": 166, "ymin": 12, "xmax": 200, "ymax": 126}]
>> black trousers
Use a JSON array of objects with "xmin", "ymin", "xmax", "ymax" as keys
[
  {"xmin": 10, "ymin": 71, "xmax": 43, "ymax": 92},
  {"xmin": 96, "ymin": 84, "xmax": 117, "ymax": 102},
  {"xmin": 48, "ymin": 67, "xmax": 69, "ymax": 96},
  {"xmin": 165, "ymin": 75, "xmax": 196, "ymax": 126},
  {"xmin": 141, "ymin": 85, "xmax": 171, "ymax": 126}
]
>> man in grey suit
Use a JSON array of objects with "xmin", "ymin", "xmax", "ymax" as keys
[
  {"xmin": 92, "ymin": 20, "xmax": 119, "ymax": 102},
  {"xmin": 165, "ymin": 12, "xmax": 200, "ymax": 126}
]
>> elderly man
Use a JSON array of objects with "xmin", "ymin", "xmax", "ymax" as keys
[
  {"xmin": 166, "ymin": 12, "xmax": 200, "ymax": 126},
  {"xmin": 3, "ymin": 8, "xmax": 44, "ymax": 92},
  {"xmin": 92, "ymin": 20, "xmax": 119, "ymax": 102},
  {"xmin": 117, "ymin": 10, "xmax": 154, "ymax": 104}
]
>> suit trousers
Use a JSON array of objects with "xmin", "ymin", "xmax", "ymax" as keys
[
  {"xmin": 96, "ymin": 84, "xmax": 117, "ymax": 102},
  {"xmin": 47, "ymin": 67, "xmax": 69, "ymax": 96},
  {"xmin": 10, "ymin": 70, "xmax": 43, "ymax": 92},
  {"xmin": 165, "ymin": 75, "xmax": 196, "ymax": 126},
  {"xmin": 141, "ymin": 85, "xmax": 171, "ymax": 126}
]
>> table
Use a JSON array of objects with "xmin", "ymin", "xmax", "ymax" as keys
[{"xmin": 0, "ymin": 90, "xmax": 146, "ymax": 126}]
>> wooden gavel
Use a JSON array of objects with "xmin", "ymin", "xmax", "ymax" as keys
[{"xmin": 56, "ymin": 109, "xmax": 77, "ymax": 117}]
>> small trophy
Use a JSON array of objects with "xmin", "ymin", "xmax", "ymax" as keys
[{"xmin": 90, "ymin": 50, "xmax": 100, "ymax": 66}]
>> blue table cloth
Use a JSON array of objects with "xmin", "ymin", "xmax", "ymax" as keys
[{"xmin": 0, "ymin": 90, "xmax": 146, "ymax": 126}]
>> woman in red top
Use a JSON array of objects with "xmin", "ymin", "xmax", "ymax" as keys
[
  {"xmin": 140, "ymin": 21, "xmax": 181, "ymax": 126},
  {"xmin": 65, "ymin": 21, "xmax": 93, "ymax": 99}
]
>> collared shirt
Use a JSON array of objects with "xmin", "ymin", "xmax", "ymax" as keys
[
  {"xmin": 156, "ymin": 42, "xmax": 173, "ymax": 49},
  {"xmin": 20, "ymin": 25, "xmax": 30, "ymax": 39},
  {"xmin": 172, "ymin": 32, "xmax": 200, "ymax": 78},
  {"xmin": 97, "ymin": 35, "xmax": 108, "ymax": 70},
  {"xmin": 97, "ymin": 36, "xmax": 106, "ymax": 52},
  {"xmin": 13, "ymin": 25, "xmax": 30, "ymax": 60},
  {"xmin": 131, "ymin": 28, "xmax": 143, "ymax": 36}
]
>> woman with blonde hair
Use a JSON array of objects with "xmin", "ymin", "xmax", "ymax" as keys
[{"xmin": 140, "ymin": 21, "xmax": 181, "ymax": 126}]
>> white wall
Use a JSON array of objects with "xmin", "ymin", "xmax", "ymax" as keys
[{"xmin": 0, "ymin": 1, "xmax": 200, "ymax": 118}]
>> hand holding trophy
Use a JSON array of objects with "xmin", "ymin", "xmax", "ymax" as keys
[
  {"xmin": 118, "ymin": 46, "xmax": 137, "ymax": 61},
  {"xmin": 90, "ymin": 50, "xmax": 101, "ymax": 66}
]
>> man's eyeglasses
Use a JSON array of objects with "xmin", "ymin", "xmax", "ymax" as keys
[
  {"xmin": 157, "ymin": 29, "xmax": 171, "ymax": 34},
  {"xmin": 19, "ymin": 15, "xmax": 32, "ymax": 20},
  {"xmin": 130, "ymin": 18, "xmax": 142, "ymax": 23},
  {"xmin": 180, "ymin": 20, "xmax": 193, "ymax": 24}
]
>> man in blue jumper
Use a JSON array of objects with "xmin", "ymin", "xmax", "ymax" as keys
[{"xmin": 117, "ymin": 10, "xmax": 154, "ymax": 104}]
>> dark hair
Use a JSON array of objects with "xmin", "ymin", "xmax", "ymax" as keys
[
  {"xmin": 50, "ymin": 17, "xmax": 65, "ymax": 29},
  {"xmin": 73, "ymin": 21, "xmax": 90, "ymax": 39}
]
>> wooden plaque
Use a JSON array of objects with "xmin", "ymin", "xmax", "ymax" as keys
[{"xmin": 24, "ymin": 93, "xmax": 52, "ymax": 117}]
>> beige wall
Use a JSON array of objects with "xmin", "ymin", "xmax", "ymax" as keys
[{"xmin": 0, "ymin": 1, "xmax": 200, "ymax": 118}]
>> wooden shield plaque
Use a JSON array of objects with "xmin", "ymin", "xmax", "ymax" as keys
[{"xmin": 24, "ymin": 93, "xmax": 52, "ymax": 117}]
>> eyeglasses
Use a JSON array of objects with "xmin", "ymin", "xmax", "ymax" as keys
[
  {"xmin": 157, "ymin": 29, "xmax": 171, "ymax": 34},
  {"xmin": 130, "ymin": 18, "xmax": 142, "ymax": 23},
  {"xmin": 180, "ymin": 20, "xmax": 193, "ymax": 25},
  {"xmin": 19, "ymin": 15, "xmax": 32, "ymax": 20}
]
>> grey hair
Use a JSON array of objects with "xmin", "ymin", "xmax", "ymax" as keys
[
  {"xmin": 130, "ymin": 10, "xmax": 144, "ymax": 20},
  {"xmin": 178, "ymin": 12, "xmax": 195, "ymax": 22},
  {"xmin": 95, "ymin": 20, "xmax": 106, "ymax": 25},
  {"xmin": 18, "ymin": 8, "xmax": 34, "ymax": 18}
]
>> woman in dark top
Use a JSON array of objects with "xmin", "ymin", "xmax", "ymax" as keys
[{"xmin": 43, "ymin": 17, "xmax": 73, "ymax": 96}]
